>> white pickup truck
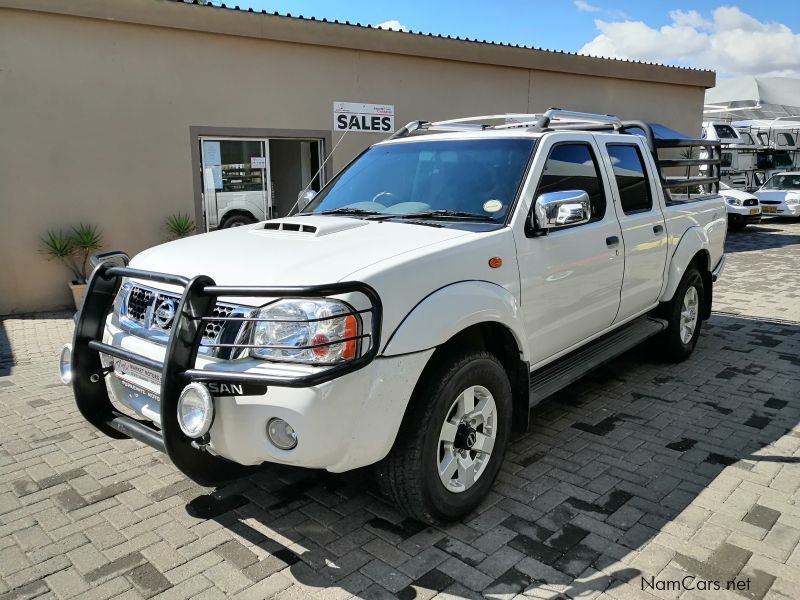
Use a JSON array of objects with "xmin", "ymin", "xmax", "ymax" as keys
[{"xmin": 61, "ymin": 110, "xmax": 727, "ymax": 524}]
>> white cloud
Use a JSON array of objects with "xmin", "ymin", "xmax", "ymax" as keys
[
  {"xmin": 574, "ymin": 1, "xmax": 601, "ymax": 13},
  {"xmin": 579, "ymin": 6, "xmax": 800, "ymax": 78},
  {"xmin": 376, "ymin": 20, "xmax": 409, "ymax": 32},
  {"xmin": 574, "ymin": 1, "xmax": 628, "ymax": 20},
  {"xmin": 668, "ymin": 9, "xmax": 711, "ymax": 30}
]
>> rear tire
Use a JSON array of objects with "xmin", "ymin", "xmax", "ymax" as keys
[
  {"xmin": 656, "ymin": 267, "xmax": 705, "ymax": 362},
  {"xmin": 376, "ymin": 351, "xmax": 512, "ymax": 524}
]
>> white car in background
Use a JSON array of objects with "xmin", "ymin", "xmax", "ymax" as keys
[
  {"xmin": 719, "ymin": 182, "xmax": 761, "ymax": 230},
  {"xmin": 756, "ymin": 172, "xmax": 800, "ymax": 218}
]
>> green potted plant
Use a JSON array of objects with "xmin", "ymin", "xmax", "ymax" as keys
[
  {"xmin": 165, "ymin": 213, "xmax": 196, "ymax": 240},
  {"xmin": 41, "ymin": 224, "xmax": 103, "ymax": 309}
]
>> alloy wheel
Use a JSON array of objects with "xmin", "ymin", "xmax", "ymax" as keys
[
  {"xmin": 679, "ymin": 286, "xmax": 700, "ymax": 344},
  {"xmin": 437, "ymin": 385, "xmax": 498, "ymax": 493}
]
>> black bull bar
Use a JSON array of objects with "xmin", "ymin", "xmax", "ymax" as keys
[{"xmin": 69, "ymin": 258, "xmax": 382, "ymax": 485}]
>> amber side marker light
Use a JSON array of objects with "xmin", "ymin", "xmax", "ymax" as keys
[{"xmin": 488, "ymin": 257, "xmax": 503, "ymax": 269}]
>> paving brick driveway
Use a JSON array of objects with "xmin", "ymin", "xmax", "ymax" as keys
[{"xmin": 1, "ymin": 219, "xmax": 798, "ymax": 600}]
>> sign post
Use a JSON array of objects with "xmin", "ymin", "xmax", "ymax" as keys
[{"xmin": 333, "ymin": 102, "xmax": 395, "ymax": 134}]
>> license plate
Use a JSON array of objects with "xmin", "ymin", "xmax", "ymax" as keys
[
  {"xmin": 763, "ymin": 206, "xmax": 777, "ymax": 213},
  {"xmin": 113, "ymin": 358, "xmax": 161, "ymax": 398},
  {"xmin": 749, "ymin": 208, "xmax": 760, "ymax": 215}
]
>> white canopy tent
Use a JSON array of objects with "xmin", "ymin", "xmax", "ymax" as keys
[{"xmin": 704, "ymin": 76, "xmax": 800, "ymax": 122}]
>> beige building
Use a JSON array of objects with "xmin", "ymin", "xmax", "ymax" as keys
[{"xmin": 0, "ymin": 0, "xmax": 716, "ymax": 314}]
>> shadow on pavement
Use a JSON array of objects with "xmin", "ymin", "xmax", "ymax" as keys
[
  {"xmin": 0, "ymin": 320, "xmax": 9, "ymax": 377},
  {"xmin": 725, "ymin": 227, "xmax": 800, "ymax": 253},
  {"xmin": 173, "ymin": 312, "xmax": 799, "ymax": 599}
]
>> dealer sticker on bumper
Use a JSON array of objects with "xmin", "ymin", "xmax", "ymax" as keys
[{"xmin": 113, "ymin": 358, "xmax": 162, "ymax": 398}]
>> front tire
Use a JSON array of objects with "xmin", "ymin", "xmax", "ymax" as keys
[
  {"xmin": 376, "ymin": 351, "xmax": 512, "ymax": 524},
  {"xmin": 657, "ymin": 267, "xmax": 705, "ymax": 362},
  {"xmin": 220, "ymin": 213, "xmax": 257, "ymax": 228}
]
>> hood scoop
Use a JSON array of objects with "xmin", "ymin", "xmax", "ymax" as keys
[
  {"xmin": 263, "ymin": 222, "xmax": 317, "ymax": 234},
  {"xmin": 255, "ymin": 216, "xmax": 370, "ymax": 237}
]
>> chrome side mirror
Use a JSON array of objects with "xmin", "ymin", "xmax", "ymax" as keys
[
  {"xmin": 297, "ymin": 190, "xmax": 317, "ymax": 211},
  {"xmin": 531, "ymin": 190, "xmax": 591, "ymax": 233}
]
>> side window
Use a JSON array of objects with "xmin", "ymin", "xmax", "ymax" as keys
[
  {"xmin": 535, "ymin": 143, "xmax": 606, "ymax": 221},
  {"xmin": 606, "ymin": 144, "xmax": 653, "ymax": 214}
]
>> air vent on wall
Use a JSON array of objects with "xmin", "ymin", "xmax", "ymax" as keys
[{"xmin": 263, "ymin": 222, "xmax": 318, "ymax": 233}]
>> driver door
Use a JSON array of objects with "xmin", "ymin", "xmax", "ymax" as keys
[{"xmin": 513, "ymin": 134, "xmax": 624, "ymax": 367}]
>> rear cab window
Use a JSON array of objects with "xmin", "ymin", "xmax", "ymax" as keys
[{"xmin": 605, "ymin": 144, "xmax": 654, "ymax": 214}]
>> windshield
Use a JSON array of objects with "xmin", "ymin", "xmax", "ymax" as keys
[
  {"xmin": 302, "ymin": 139, "xmax": 536, "ymax": 222},
  {"xmin": 762, "ymin": 174, "xmax": 800, "ymax": 190}
]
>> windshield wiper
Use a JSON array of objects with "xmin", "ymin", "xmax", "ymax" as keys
[
  {"xmin": 313, "ymin": 208, "xmax": 384, "ymax": 216},
  {"xmin": 376, "ymin": 210, "xmax": 496, "ymax": 222}
]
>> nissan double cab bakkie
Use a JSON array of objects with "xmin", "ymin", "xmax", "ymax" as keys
[{"xmin": 62, "ymin": 109, "xmax": 727, "ymax": 524}]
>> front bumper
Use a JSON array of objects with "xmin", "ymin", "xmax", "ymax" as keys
[
  {"xmin": 760, "ymin": 203, "xmax": 800, "ymax": 217},
  {"xmin": 727, "ymin": 212, "xmax": 762, "ymax": 225},
  {"xmin": 67, "ymin": 259, "xmax": 387, "ymax": 484},
  {"xmin": 103, "ymin": 332, "xmax": 432, "ymax": 472}
]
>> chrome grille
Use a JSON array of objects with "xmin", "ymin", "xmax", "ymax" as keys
[
  {"xmin": 126, "ymin": 287, "xmax": 153, "ymax": 322},
  {"xmin": 760, "ymin": 200, "xmax": 780, "ymax": 205},
  {"xmin": 206, "ymin": 305, "xmax": 234, "ymax": 341},
  {"xmin": 743, "ymin": 199, "xmax": 758, "ymax": 206},
  {"xmin": 120, "ymin": 284, "xmax": 250, "ymax": 355}
]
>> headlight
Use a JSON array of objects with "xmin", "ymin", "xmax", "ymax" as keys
[
  {"xmin": 786, "ymin": 194, "xmax": 800, "ymax": 205},
  {"xmin": 251, "ymin": 299, "xmax": 360, "ymax": 364},
  {"xmin": 725, "ymin": 197, "xmax": 743, "ymax": 206}
]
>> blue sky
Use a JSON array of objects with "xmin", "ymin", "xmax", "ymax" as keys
[{"xmin": 213, "ymin": 1, "xmax": 800, "ymax": 77}]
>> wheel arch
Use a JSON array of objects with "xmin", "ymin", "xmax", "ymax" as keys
[
  {"xmin": 219, "ymin": 208, "xmax": 259, "ymax": 227},
  {"xmin": 382, "ymin": 281, "xmax": 531, "ymax": 432},
  {"xmin": 399, "ymin": 322, "xmax": 531, "ymax": 436},
  {"xmin": 660, "ymin": 227, "xmax": 714, "ymax": 319}
]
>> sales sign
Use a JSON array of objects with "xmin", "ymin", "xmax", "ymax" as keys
[{"xmin": 333, "ymin": 101, "xmax": 395, "ymax": 133}]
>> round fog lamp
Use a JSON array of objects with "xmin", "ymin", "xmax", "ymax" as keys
[
  {"xmin": 177, "ymin": 383, "xmax": 214, "ymax": 438},
  {"xmin": 58, "ymin": 344, "xmax": 73, "ymax": 385},
  {"xmin": 267, "ymin": 418, "xmax": 297, "ymax": 450}
]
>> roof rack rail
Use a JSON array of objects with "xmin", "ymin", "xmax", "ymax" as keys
[{"xmin": 391, "ymin": 108, "xmax": 625, "ymax": 139}]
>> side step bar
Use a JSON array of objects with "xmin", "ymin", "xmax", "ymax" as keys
[{"xmin": 529, "ymin": 316, "xmax": 667, "ymax": 403}]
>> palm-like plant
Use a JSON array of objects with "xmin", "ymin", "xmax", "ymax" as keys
[
  {"xmin": 71, "ymin": 224, "xmax": 103, "ymax": 282},
  {"xmin": 41, "ymin": 224, "xmax": 103, "ymax": 283},
  {"xmin": 165, "ymin": 213, "xmax": 196, "ymax": 239},
  {"xmin": 42, "ymin": 230, "xmax": 81, "ymax": 282}
]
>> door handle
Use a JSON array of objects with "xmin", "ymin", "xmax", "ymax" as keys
[
  {"xmin": 606, "ymin": 236, "xmax": 619, "ymax": 248},
  {"xmin": 653, "ymin": 224, "xmax": 665, "ymax": 235}
]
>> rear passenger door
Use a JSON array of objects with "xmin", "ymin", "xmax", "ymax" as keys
[
  {"xmin": 601, "ymin": 140, "xmax": 668, "ymax": 321},
  {"xmin": 514, "ymin": 134, "xmax": 624, "ymax": 366}
]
